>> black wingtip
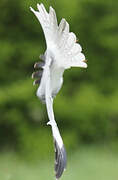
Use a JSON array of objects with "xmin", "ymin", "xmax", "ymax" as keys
[
  {"xmin": 32, "ymin": 58, "xmax": 45, "ymax": 86},
  {"xmin": 54, "ymin": 139, "xmax": 67, "ymax": 179},
  {"xmin": 34, "ymin": 61, "xmax": 45, "ymax": 69},
  {"xmin": 32, "ymin": 70, "xmax": 43, "ymax": 79}
]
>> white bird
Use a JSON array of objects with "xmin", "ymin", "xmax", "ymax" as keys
[{"xmin": 30, "ymin": 3, "xmax": 87, "ymax": 179}]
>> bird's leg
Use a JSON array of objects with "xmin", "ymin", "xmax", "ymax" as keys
[
  {"xmin": 47, "ymin": 121, "xmax": 51, "ymax": 125},
  {"xmin": 47, "ymin": 119, "xmax": 57, "ymax": 127},
  {"xmin": 46, "ymin": 97, "xmax": 57, "ymax": 127}
]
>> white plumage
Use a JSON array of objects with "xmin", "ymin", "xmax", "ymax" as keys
[{"xmin": 30, "ymin": 3, "xmax": 87, "ymax": 179}]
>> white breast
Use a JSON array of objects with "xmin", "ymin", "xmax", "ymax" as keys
[
  {"xmin": 50, "ymin": 65, "xmax": 64, "ymax": 98},
  {"xmin": 37, "ymin": 60, "xmax": 64, "ymax": 101}
]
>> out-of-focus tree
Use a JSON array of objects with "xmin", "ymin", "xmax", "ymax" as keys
[{"xmin": 0, "ymin": 0, "xmax": 118, "ymax": 159}]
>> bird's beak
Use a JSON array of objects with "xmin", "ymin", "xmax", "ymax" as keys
[{"xmin": 83, "ymin": 59, "xmax": 88, "ymax": 63}]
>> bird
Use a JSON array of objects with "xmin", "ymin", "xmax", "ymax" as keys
[{"xmin": 30, "ymin": 3, "xmax": 87, "ymax": 179}]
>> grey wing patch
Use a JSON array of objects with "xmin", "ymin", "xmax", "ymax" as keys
[
  {"xmin": 54, "ymin": 139, "xmax": 67, "ymax": 179},
  {"xmin": 39, "ymin": 54, "xmax": 46, "ymax": 61},
  {"xmin": 32, "ymin": 54, "xmax": 46, "ymax": 86},
  {"xmin": 32, "ymin": 69, "xmax": 43, "ymax": 79},
  {"xmin": 33, "ymin": 78, "xmax": 41, "ymax": 85},
  {"xmin": 40, "ymin": 95, "xmax": 46, "ymax": 104},
  {"xmin": 32, "ymin": 69, "xmax": 43, "ymax": 85},
  {"xmin": 34, "ymin": 61, "xmax": 45, "ymax": 69}
]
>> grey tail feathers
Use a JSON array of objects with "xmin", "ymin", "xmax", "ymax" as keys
[{"xmin": 54, "ymin": 138, "xmax": 67, "ymax": 179}]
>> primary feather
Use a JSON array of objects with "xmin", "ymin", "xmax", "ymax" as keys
[
  {"xmin": 30, "ymin": 3, "xmax": 87, "ymax": 179},
  {"xmin": 30, "ymin": 4, "xmax": 87, "ymax": 69}
]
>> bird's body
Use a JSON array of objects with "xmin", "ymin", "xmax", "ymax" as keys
[
  {"xmin": 37, "ymin": 50, "xmax": 64, "ymax": 103},
  {"xmin": 30, "ymin": 3, "xmax": 87, "ymax": 179}
]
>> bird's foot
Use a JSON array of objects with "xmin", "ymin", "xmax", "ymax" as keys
[{"xmin": 47, "ymin": 121, "xmax": 52, "ymax": 126}]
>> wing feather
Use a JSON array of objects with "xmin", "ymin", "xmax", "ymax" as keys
[{"xmin": 30, "ymin": 3, "xmax": 87, "ymax": 69}]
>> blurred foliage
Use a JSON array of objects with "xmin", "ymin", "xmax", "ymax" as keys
[
  {"xmin": 0, "ymin": 0, "xmax": 118, "ymax": 159},
  {"xmin": 1, "ymin": 145, "xmax": 118, "ymax": 180}
]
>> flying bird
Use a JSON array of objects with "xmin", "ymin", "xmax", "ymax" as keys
[{"xmin": 30, "ymin": 3, "xmax": 87, "ymax": 179}]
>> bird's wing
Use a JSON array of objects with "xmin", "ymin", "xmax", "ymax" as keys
[
  {"xmin": 30, "ymin": 4, "xmax": 87, "ymax": 69},
  {"xmin": 30, "ymin": 4, "xmax": 58, "ymax": 48},
  {"xmin": 44, "ymin": 57, "xmax": 67, "ymax": 179}
]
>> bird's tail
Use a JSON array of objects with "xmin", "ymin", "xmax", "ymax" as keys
[{"xmin": 47, "ymin": 120, "xmax": 67, "ymax": 179}]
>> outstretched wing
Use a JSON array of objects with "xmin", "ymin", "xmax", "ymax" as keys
[
  {"xmin": 30, "ymin": 4, "xmax": 87, "ymax": 69},
  {"xmin": 30, "ymin": 4, "xmax": 58, "ymax": 48},
  {"xmin": 44, "ymin": 57, "xmax": 67, "ymax": 179}
]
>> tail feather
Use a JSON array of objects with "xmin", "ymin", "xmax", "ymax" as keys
[{"xmin": 54, "ymin": 139, "xmax": 67, "ymax": 179}]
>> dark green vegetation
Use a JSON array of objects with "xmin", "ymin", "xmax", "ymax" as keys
[{"xmin": 0, "ymin": 0, "xmax": 118, "ymax": 160}]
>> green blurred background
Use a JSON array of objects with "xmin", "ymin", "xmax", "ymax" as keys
[{"xmin": 0, "ymin": 0, "xmax": 118, "ymax": 179}]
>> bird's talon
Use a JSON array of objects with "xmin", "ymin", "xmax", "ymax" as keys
[{"xmin": 47, "ymin": 121, "xmax": 51, "ymax": 126}]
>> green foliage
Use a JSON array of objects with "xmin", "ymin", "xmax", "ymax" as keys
[
  {"xmin": 0, "ymin": 145, "xmax": 118, "ymax": 180},
  {"xmin": 0, "ymin": 0, "xmax": 118, "ymax": 158}
]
